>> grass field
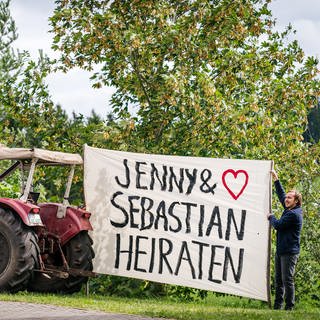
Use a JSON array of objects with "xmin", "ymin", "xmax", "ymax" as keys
[{"xmin": 0, "ymin": 291, "xmax": 319, "ymax": 320}]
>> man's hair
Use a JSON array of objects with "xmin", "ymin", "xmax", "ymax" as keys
[{"xmin": 288, "ymin": 189, "xmax": 302, "ymax": 207}]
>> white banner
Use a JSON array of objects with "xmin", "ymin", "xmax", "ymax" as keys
[{"xmin": 84, "ymin": 145, "xmax": 272, "ymax": 301}]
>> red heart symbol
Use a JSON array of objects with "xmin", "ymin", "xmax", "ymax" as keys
[{"xmin": 222, "ymin": 169, "xmax": 249, "ymax": 200}]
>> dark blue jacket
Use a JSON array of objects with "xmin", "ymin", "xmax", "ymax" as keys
[{"xmin": 270, "ymin": 180, "xmax": 303, "ymax": 255}]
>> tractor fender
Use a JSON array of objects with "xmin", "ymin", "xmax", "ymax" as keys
[
  {"xmin": 0, "ymin": 198, "xmax": 42, "ymax": 226},
  {"xmin": 38, "ymin": 203, "xmax": 93, "ymax": 246}
]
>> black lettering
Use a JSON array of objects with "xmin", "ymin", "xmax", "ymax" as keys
[
  {"xmin": 128, "ymin": 195, "xmax": 140, "ymax": 229},
  {"xmin": 174, "ymin": 241, "xmax": 196, "ymax": 279},
  {"xmin": 223, "ymin": 247, "xmax": 244, "ymax": 283},
  {"xmin": 181, "ymin": 202, "xmax": 197, "ymax": 234},
  {"xmin": 200, "ymin": 169, "xmax": 217, "ymax": 195},
  {"xmin": 134, "ymin": 236, "xmax": 148, "ymax": 273},
  {"xmin": 168, "ymin": 201, "xmax": 182, "ymax": 233},
  {"xmin": 159, "ymin": 238, "xmax": 173, "ymax": 274},
  {"xmin": 155, "ymin": 200, "xmax": 168, "ymax": 231},
  {"xmin": 115, "ymin": 233, "xmax": 133, "ymax": 271},
  {"xmin": 225, "ymin": 209, "xmax": 246, "ymax": 240},
  {"xmin": 192, "ymin": 240, "xmax": 209, "ymax": 279},
  {"xmin": 140, "ymin": 197, "xmax": 154, "ymax": 231},
  {"xmin": 208, "ymin": 245, "xmax": 224, "ymax": 283},
  {"xmin": 198, "ymin": 204, "xmax": 205, "ymax": 237},
  {"xmin": 135, "ymin": 161, "xmax": 148, "ymax": 189},
  {"xmin": 148, "ymin": 237, "xmax": 156, "ymax": 273},
  {"xmin": 110, "ymin": 191, "xmax": 129, "ymax": 228},
  {"xmin": 206, "ymin": 206, "xmax": 223, "ymax": 238},
  {"xmin": 168, "ymin": 167, "xmax": 184, "ymax": 193},
  {"xmin": 115, "ymin": 159, "xmax": 130, "ymax": 188},
  {"xmin": 150, "ymin": 163, "xmax": 168, "ymax": 191},
  {"xmin": 185, "ymin": 168, "xmax": 197, "ymax": 195}
]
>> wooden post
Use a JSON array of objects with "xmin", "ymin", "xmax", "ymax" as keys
[
  {"xmin": 266, "ymin": 160, "xmax": 274, "ymax": 308},
  {"xmin": 85, "ymin": 279, "xmax": 90, "ymax": 297}
]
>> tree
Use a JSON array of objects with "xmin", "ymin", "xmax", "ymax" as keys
[
  {"xmin": 0, "ymin": 0, "xmax": 54, "ymax": 196},
  {"xmin": 0, "ymin": 0, "xmax": 59, "ymax": 149},
  {"xmin": 50, "ymin": 0, "xmax": 320, "ymax": 302},
  {"xmin": 0, "ymin": 0, "xmax": 107, "ymax": 202},
  {"xmin": 50, "ymin": 0, "xmax": 319, "ymax": 183},
  {"xmin": 304, "ymin": 101, "xmax": 320, "ymax": 143}
]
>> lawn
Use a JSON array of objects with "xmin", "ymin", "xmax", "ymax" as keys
[{"xmin": 0, "ymin": 291, "xmax": 319, "ymax": 320}]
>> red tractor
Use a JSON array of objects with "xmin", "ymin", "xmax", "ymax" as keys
[{"xmin": 0, "ymin": 146, "xmax": 95, "ymax": 293}]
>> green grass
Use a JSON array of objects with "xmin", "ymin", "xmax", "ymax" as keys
[{"xmin": 0, "ymin": 291, "xmax": 319, "ymax": 320}]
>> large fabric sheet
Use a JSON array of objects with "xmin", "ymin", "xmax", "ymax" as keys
[{"xmin": 84, "ymin": 145, "xmax": 272, "ymax": 301}]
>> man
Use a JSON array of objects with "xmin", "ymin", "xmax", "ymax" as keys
[{"xmin": 268, "ymin": 170, "xmax": 303, "ymax": 310}]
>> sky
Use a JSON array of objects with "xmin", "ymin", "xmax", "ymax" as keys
[{"xmin": 9, "ymin": 0, "xmax": 320, "ymax": 118}]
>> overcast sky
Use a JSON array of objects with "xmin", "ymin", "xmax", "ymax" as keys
[{"xmin": 10, "ymin": 0, "xmax": 320, "ymax": 118}]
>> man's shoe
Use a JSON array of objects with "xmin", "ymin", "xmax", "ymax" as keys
[
  {"xmin": 285, "ymin": 305, "xmax": 294, "ymax": 311},
  {"xmin": 274, "ymin": 305, "xmax": 282, "ymax": 310}
]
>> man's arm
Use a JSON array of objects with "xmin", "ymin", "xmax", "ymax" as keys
[
  {"xmin": 269, "ymin": 211, "xmax": 297, "ymax": 230},
  {"xmin": 271, "ymin": 170, "xmax": 286, "ymax": 208}
]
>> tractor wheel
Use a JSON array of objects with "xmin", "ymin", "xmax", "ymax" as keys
[
  {"xmin": 29, "ymin": 231, "xmax": 94, "ymax": 294},
  {"xmin": 0, "ymin": 208, "xmax": 39, "ymax": 293}
]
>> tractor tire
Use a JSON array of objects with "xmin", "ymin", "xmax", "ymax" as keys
[
  {"xmin": 0, "ymin": 208, "xmax": 39, "ymax": 293},
  {"xmin": 29, "ymin": 231, "xmax": 94, "ymax": 294}
]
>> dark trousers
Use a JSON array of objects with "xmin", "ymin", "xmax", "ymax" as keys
[{"xmin": 274, "ymin": 253, "xmax": 299, "ymax": 310}]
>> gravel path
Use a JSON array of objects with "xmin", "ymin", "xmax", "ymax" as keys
[{"xmin": 0, "ymin": 301, "xmax": 165, "ymax": 320}]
